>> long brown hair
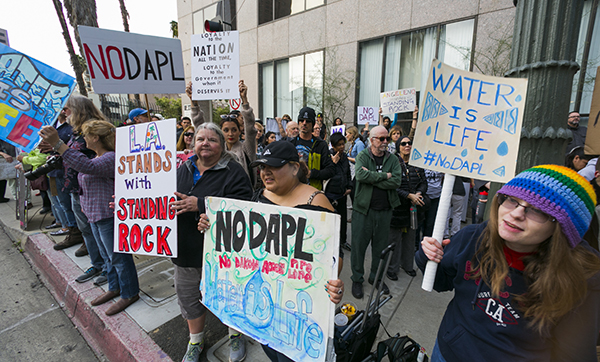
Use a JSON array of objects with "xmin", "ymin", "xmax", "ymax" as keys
[
  {"xmin": 469, "ymin": 196, "xmax": 600, "ymax": 333},
  {"xmin": 177, "ymin": 126, "xmax": 195, "ymax": 151},
  {"xmin": 65, "ymin": 95, "xmax": 107, "ymax": 133}
]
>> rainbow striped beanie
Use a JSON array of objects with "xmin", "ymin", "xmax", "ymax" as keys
[{"xmin": 497, "ymin": 165, "xmax": 596, "ymax": 248}]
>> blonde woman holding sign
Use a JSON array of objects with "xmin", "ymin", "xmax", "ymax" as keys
[{"xmin": 417, "ymin": 165, "xmax": 600, "ymax": 361}]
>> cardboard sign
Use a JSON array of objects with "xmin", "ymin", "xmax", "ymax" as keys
[
  {"xmin": 380, "ymin": 88, "xmax": 416, "ymax": 114},
  {"xmin": 201, "ymin": 197, "xmax": 340, "ymax": 362},
  {"xmin": 114, "ymin": 119, "xmax": 178, "ymax": 257},
  {"xmin": 176, "ymin": 151, "xmax": 192, "ymax": 168},
  {"xmin": 78, "ymin": 26, "xmax": 185, "ymax": 94},
  {"xmin": 357, "ymin": 106, "xmax": 377, "ymax": 125},
  {"xmin": 191, "ymin": 31, "xmax": 240, "ymax": 100},
  {"xmin": 411, "ymin": 60, "xmax": 528, "ymax": 182},
  {"xmin": 585, "ymin": 67, "xmax": 600, "ymax": 155},
  {"xmin": 0, "ymin": 43, "xmax": 75, "ymax": 153}
]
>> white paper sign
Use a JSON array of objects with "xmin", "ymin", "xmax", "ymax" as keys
[
  {"xmin": 411, "ymin": 60, "xmax": 528, "ymax": 182},
  {"xmin": 114, "ymin": 119, "xmax": 178, "ymax": 257},
  {"xmin": 265, "ymin": 117, "xmax": 288, "ymax": 140},
  {"xmin": 357, "ymin": 106, "xmax": 377, "ymax": 125},
  {"xmin": 191, "ymin": 31, "xmax": 240, "ymax": 100},
  {"xmin": 331, "ymin": 125, "xmax": 345, "ymax": 135},
  {"xmin": 201, "ymin": 197, "xmax": 339, "ymax": 362},
  {"xmin": 78, "ymin": 26, "xmax": 185, "ymax": 94},
  {"xmin": 380, "ymin": 88, "xmax": 416, "ymax": 114}
]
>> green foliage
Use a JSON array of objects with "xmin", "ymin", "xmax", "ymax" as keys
[
  {"xmin": 154, "ymin": 96, "xmax": 182, "ymax": 120},
  {"xmin": 170, "ymin": 20, "xmax": 178, "ymax": 38},
  {"xmin": 212, "ymin": 101, "xmax": 230, "ymax": 125}
]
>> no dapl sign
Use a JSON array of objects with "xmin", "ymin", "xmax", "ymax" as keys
[{"xmin": 229, "ymin": 98, "xmax": 241, "ymax": 110}]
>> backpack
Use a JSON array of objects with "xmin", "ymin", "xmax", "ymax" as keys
[{"xmin": 373, "ymin": 334, "xmax": 428, "ymax": 362}]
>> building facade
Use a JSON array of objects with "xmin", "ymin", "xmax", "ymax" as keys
[{"xmin": 177, "ymin": 0, "xmax": 599, "ymax": 125}]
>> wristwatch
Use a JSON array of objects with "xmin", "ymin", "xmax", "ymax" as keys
[{"xmin": 53, "ymin": 140, "xmax": 65, "ymax": 152}]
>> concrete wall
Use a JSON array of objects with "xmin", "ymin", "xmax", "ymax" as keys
[{"xmin": 177, "ymin": 0, "xmax": 516, "ymax": 121}]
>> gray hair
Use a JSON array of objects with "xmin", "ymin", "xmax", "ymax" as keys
[{"xmin": 195, "ymin": 122, "xmax": 233, "ymax": 159}]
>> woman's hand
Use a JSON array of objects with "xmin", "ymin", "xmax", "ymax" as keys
[
  {"xmin": 0, "ymin": 152, "xmax": 13, "ymax": 163},
  {"xmin": 239, "ymin": 80, "xmax": 248, "ymax": 104},
  {"xmin": 197, "ymin": 213, "xmax": 210, "ymax": 233},
  {"xmin": 171, "ymin": 192, "xmax": 199, "ymax": 215},
  {"xmin": 38, "ymin": 126, "xmax": 60, "ymax": 147},
  {"xmin": 421, "ymin": 237, "xmax": 450, "ymax": 263},
  {"xmin": 325, "ymin": 279, "xmax": 344, "ymax": 304},
  {"xmin": 408, "ymin": 193, "xmax": 424, "ymax": 207},
  {"xmin": 332, "ymin": 151, "xmax": 341, "ymax": 164}
]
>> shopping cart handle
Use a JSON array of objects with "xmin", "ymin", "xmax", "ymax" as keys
[{"xmin": 379, "ymin": 243, "xmax": 395, "ymax": 259}]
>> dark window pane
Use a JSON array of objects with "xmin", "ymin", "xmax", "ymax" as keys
[
  {"xmin": 259, "ymin": 0, "xmax": 273, "ymax": 25},
  {"xmin": 275, "ymin": 0, "xmax": 293, "ymax": 19}
]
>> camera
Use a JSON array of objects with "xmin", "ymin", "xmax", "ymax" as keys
[{"xmin": 24, "ymin": 156, "xmax": 63, "ymax": 181}]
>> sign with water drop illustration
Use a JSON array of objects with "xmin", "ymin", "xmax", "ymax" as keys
[
  {"xmin": 201, "ymin": 197, "xmax": 340, "ymax": 362},
  {"xmin": 411, "ymin": 59, "xmax": 528, "ymax": 182}
]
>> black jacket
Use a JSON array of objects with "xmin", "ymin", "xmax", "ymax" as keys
[
  {"xmin": 390, "ymin": 156, "xmax": 427, "ymax": 229},
  {"xmin": 324, "ymin": 148, "xmax": 352, "ymax": 199},
  {"xmin": 172, "ymin": 154, "xmax": 253, "ymax": 268},
  {"xmin": 289, "ymin": 135, "xmax": 336, "ymax": 190}
]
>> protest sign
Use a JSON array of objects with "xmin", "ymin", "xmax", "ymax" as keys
[
  {"xmin": 176, "ymin": 151, "xmax": 192, "ymax": 168},
  {"xmin": 201, "ymin": 197, "xmax": 340, "ymax": 362},
  {"xmin": 357, "ymin": 106, "xmax": 377, "ymax": 125},
  {"xmin": 229, "ymin": 98, "xmax": 242, "ymax": 110},
  {"xmin": 585, "ymin": 67, "xmax": 600, "ymax": 155},
  {"xmin": 331, "ymin": 125, "xmax": 345, "ymax": 136},
  {"xmin": 0, "ymin": 158, "xmax": 18, "ymax": 180},
  {"xmin": 265, "ymin": 117, "xmax": 288, "ymax": 140},
  {"xmin": 411, "ymin": 59, "xmax": 528, "ymax": 183},
  {"xmin": 380, "ymin": 88, "xmax": 416, "ymax": 114},
  {"xmin": 0, "ymin": 43, "xmax": 75, "ymax": 153},
  {"xmin": 114, "ymin": 119, "xmax": 178, "ymax": 257},
  {"xmin": 191, "ymin": 31, "xmax": 240, "ymax": 101},
  {"xmin": 78, "ymin": 26, "xmax": 185, "ymax": 94}
]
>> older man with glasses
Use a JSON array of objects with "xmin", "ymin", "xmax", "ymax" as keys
[{"xmin": 350, "ymin": 125, "xmax": 402, "ymax": 298}]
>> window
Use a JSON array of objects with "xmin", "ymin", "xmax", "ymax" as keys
[
  {"xmin": 357, "ymin": 19, "xmax": 475, "ymax": 120},
  {"xmin": 571, "ymin": 0, "xmax": 600, "ymax": 115},
  {"xmin": 259, "ymin": 51, "xmax": 324, "ymax": 120},
  {"xmin": 192, "ymin": 0, "xmax": 237, "ymax": 34},
  {"xmin": 258, "ymin": 0, "xmax": 325, "ymax": 25}
]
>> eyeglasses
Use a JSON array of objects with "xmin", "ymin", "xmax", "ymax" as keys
[
  {"xmin": 400, "ymin": 141, "xmax": 412, "ymax": 146},
  {"xmin": 184, "ymin": 132, "xmax": 194, "ymax": 137},
  {"xmin": 497, "ymin": 194, "xmax": 555, "ymax": 224},
  {"xmin": 372, "ymin": 136, "xmax": 391, "ymax": 142}
]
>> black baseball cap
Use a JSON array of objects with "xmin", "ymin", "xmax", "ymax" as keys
[
  {"xmin": 251, "ymin": 141, "xmax": 299, "ymax": 167},
  {"xmin": 297, "ymin": 107, "xmax": 316, "ymax": 123}
]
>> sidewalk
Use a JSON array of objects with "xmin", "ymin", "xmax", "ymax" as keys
[{"xmin": 1, "ymin": 191, "xmax": 454, "ymax": 361}]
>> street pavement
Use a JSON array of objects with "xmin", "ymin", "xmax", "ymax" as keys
[
  {"xmin": 0, "ymin": 190, "xmax": 455, "ymax": 361},
  {"xmin": 0, "ymin": 222, "xmax": 103, "ymax": 362}
]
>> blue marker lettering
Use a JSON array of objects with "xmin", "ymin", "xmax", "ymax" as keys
[
  {"xmin": 461, "ymin": 127, "xmax": 477, "ymax": 147},
  {"xmin": 445, "ymin": 123, "xmax": 459, "ymax": 146},
  {"xmin": 495, "ymin": 83, "xmax": 514, "ymax": 107},
  {"xmin": 464, "ymin": 77, "xmax": 479, "ymax": 101},
  {"xmin": 450, "ymin": 106, "xmax": 461, "ymax": 120},
  {"xmin": 433, "ymin": 122, "xmax": 444, "ymax": 144},
  {"xmin": 465, "ymin": 109, "xmax": 478, "ymax": 122},
  {"xmin": 449, "ymin": 76, "xmax": 463, "ymax": 99},
  {"xmin": 432, "ymin": 66, "xmax": 453, "ymax": 93},
  {"xmin": 475, "ymin": 130, "xmax": 491, "ymax": 151},
  {"xmin": 477, "ymin": 81, "xmax": 494, "ymax": 106}
]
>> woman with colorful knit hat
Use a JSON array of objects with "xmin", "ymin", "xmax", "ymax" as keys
[{"xmin": 416, "ymin": 165, "xmax": 600, "ymax": 362}]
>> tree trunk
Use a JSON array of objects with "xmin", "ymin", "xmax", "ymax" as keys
[
  {"xmin": 51, "ymin": 0, "xmax": 88, "ymax": 96},
  {"xmin": 118, "ymin": 0, "xmax": 130, "ymax": 32},
  {"xmin": 64, "ymin": 0, "xmax": 99, "ymax": 58}
]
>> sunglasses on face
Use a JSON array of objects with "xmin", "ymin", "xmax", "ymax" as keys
[
  {"xmin": 497, "ymin": 194, "xmax": 555, "ymax": 224},
  {"xmin": 373, "ymin": 136, "xmax": 391, "ymax": 142},
  {"xmin": 400, "ymin": 141, "xmax": 412, "ymax": 146},
  {"xmin": 184, "ymin": 132, "xmax": 194, "ymax": 137}
]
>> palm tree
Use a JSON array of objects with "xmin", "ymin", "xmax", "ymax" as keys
[
  {"xmin": 51, "ymin": 0, "xmax": 88, "ymax": 96},
  {"xmin": 118, "ymin": 0, "xmax": 130, "ymax": 32},
  {"xmin": 63, "ymin": 0, "xmax": 99, "ymax": 58}
]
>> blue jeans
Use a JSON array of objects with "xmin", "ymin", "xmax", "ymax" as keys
[
  {"xmin": 90, "ymin": 217, "xmax": 139, "ymax": 299},
  {"xmin": 71, "ymin": 193, "xmax": 104, "ymax": 270},
  {"xmin": 431, "ymin": 340, "xmax": 447, "ymax": 362},
  {"xmin": 55, "ymin": 177, "xmax": 76, "ymax": 227}
]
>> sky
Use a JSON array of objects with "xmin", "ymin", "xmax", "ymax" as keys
[{"xmin": 0, "ymin": 0, "xmax": 178, "ymax": 77}]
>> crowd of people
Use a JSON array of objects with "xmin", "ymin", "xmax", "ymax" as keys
[{"xmin": 1, "ymin": 81, "xmax": 600, "ymax": 362}]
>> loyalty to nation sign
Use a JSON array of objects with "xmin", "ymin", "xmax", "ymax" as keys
[
  {"xmin": 114, "ymin": 119, "xmax": 178, "ymax": 257},
  {"xmin": 411, "ymin": 60, "xmax": 528, "ymax": 182},
  {"xmin": 201, "ymin": 197, "xmax": 340, "ymax": 362},
  {"xmin": 0, "ymin": 43, "xmax": 75, "ymax": 152},
  {"xmin": 79, "ymin": 26, "xmax": 185, "ymax": 94}
]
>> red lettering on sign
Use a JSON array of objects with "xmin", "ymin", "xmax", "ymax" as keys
[{"xmin": 8, "ymin": 114, "xmax": 42, "ymax": 147}]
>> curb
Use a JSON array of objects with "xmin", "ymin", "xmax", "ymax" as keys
[{"xmin": 23, "ymin": 232, "xmax": 173, "ymax": 362}]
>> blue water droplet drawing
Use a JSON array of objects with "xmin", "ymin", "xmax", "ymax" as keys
[
  {"xmin": 461, "ymin": 149, "xmax": 468, "ymax": 157},
  {"xmin": 479, "ymin": 154, "xmax": 484, "ymax": 160},
  {"xmin": 497, "ymin": 141, "xmax": 509, "ymax": 156},
  {"xmin": 515, "ymin": 95, "xmax": 522, "ymax": 102},
  {"xmin": 437, "ymin": 62, "xmax": 442, "ymax": 69},
  {"xmin": 426, "ymin": 126, "xmax": 432, "ymax": 136}
]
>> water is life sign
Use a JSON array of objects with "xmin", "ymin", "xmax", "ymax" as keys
[{"xmin": 411, "ymin": 60, "xmax": 528, "ymax": 182}]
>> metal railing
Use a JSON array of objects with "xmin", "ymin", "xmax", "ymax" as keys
[{"xmin": 99, "ymin": 95, "xmax": 162, "ymax": 125}]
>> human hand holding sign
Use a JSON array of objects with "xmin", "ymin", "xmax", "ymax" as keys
[
  {"xmin": 239, "ymin": 80, "xmax": 248, "ymax": 104},
  {"xmin": 421, "ymin": 237, "xmax": 451, "ymax": 263},
  {"xmin": 171, "ymin": 192, "xmax": 199, "ymax": 215}
]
